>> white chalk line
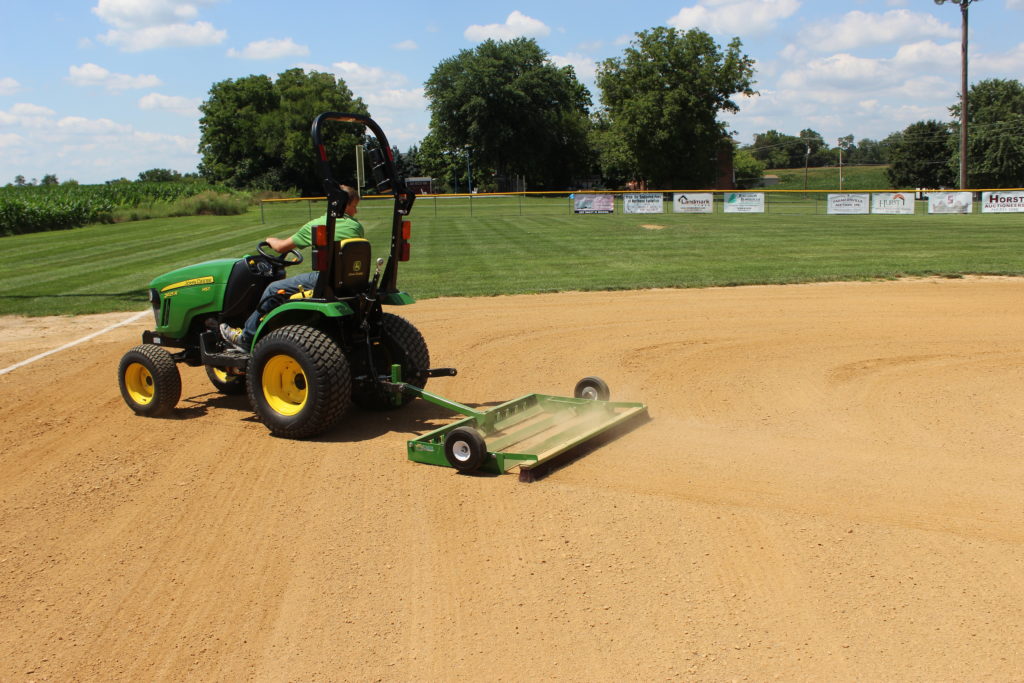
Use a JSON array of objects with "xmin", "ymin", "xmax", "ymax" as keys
[{"xmin": 0, "ymin": 310, "xmax": 150, "ymax": 377}]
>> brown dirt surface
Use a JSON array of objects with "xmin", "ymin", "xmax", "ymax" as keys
[{"xmin": 2, "ymin": 278, "xmax": 1023, "ymax": 681}]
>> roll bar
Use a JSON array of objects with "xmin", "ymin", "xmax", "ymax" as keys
[{"xmin": 309, "ymin": 112, "xmax": 415, "ymax": 297}]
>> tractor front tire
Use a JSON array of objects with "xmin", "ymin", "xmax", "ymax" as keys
[
  {"xmin": 353, "ymin": 313, "xmax": 430, "ymax": 410},
  {"xmin": 247, "ymin": 325, "xmax": 351, "ymax": 439},
  {"xmin": 118, "ymin": 344, "xmax": 182, "ymax": 417},
  {"xmin": 206, "ymin": 366, "xmax": 246, "ymax": 395}
]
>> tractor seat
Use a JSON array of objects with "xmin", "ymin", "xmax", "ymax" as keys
[{"xmin": 333, "ymin": 238, "xmax": 372, "ymax": 295}]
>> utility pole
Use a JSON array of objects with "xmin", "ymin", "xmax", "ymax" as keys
[
  {"xmin": 838, "ymin": 138, "xmax": 849, "ymax": 191},
  {"xmin": 934, "ymin": 0, "xmax": 979, "ymax": 191},
  {"xmin": 804, "ymin": 145, "xmax": 811, "ymax": 192}
]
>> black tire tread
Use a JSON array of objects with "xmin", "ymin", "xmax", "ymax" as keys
[
  {"xmin": 118, "ymin": 344, "xmax": 182, "ymax": 417},
  {"xmin": 247, "ymin": 325, "xmax": 351, "ymax": 439}
]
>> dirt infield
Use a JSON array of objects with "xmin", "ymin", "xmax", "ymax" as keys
[{"xmin": 2, "ymin": 279, "xmax": 1023, "ymax": 680}]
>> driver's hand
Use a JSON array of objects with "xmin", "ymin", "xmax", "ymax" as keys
[{"xmin": 265, "ymin": 236, "xmax": 296, "ymax": 254}]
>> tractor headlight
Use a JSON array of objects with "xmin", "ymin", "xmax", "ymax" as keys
[{"xmin": 148, "ymin": 288, "xmax": 160, "ymax": 323}]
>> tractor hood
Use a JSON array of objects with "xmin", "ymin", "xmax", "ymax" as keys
[{"xmin": 150, "ymin": 258, "xmax": 238, "ymax": 294}]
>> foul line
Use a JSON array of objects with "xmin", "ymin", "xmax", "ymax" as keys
[{"xmin": 0, "ymin": 310, "xmax": 150, "ymax": 377}]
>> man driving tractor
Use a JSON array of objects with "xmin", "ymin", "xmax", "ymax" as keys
[{"xmin": 220, "ymin": 184, "xmax": 362, "ymax": 350}]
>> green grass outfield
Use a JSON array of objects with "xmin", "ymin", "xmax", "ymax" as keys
[{"xmin": 2, "ymin": 194, "xmax": 1023, "ymax": 317}]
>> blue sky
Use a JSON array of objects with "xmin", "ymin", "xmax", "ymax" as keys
[{"xmin": 2, "ymin": 0, "xmax": 1022, "ymax": 184}]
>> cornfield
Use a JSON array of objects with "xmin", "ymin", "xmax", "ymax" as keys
[{"xmin": 0, "ymin": 181, "xmax": 238, "ymax": 236}]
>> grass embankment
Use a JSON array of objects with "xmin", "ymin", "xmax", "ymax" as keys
[
  {"xmin": 764, "ymin": 165, "xmax": 892, "ymax": 191},
  {"xmin": 3, "ymin": 194, "xmax": 1023, "ymax": 317}
]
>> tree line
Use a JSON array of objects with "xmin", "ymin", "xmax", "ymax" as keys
[
  {"xmin": 739, "ymin": 77, "xmax": 1024, "ymax": 190},
  {"xmin": 188, "ymin": 30, "xmax": 1024, "ymax": 194},
  {"xmin": 197, "ymin": 28, "xmax": 755, "ymax": 195}
]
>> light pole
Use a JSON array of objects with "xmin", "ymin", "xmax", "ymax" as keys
[
  {"xmin": 464, "ymin": 145, "xmax": 473, "ymax": 194},
  {"xmin": 934, "ymin": 0, "xmax": 979, "ymax": 190}
]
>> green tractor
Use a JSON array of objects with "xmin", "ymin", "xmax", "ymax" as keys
[{"xmin": 117, "ymin": 112, "xmax": 447, "ymax": 439}]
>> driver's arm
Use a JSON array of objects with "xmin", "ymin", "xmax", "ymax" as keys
[{"xmin": 265, "ymin": 236, "xmax": 296, "ymax": 254}]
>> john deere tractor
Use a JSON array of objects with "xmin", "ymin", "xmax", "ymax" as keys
[{"xmin": 117, "ymin": 113, "xmax": 443, "ymax": 439}]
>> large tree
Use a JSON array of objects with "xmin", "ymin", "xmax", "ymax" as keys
[
  {"xmin": 886, "ymin": 120, "xmax": 956, "ymax": 189},
  {"xmin": 952, "ymin": 78, "xmax": 1024, "ymax": 188},
  {"xmin": 198, "ymin": 69, "xmax": 368, "ymax": 193},
  {"xmin": 424, "ymin": 38, "xmax": 591, "ymax": 190},
  {"xmin": 595, "ymin": 27, "xmax": 756, "ymax": 188}
]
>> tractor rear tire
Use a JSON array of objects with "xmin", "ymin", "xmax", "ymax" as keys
[
  {"xmin": 118, "ymin": 344, "xmax": 181, "ymax": 417},
  {"xmin": 247, "ymin": 325, "xmax": 351, "ymax": 439},
  {"xmin": 206, "ymin": 366, "xmax": 246, "ymax": 395},
  {"xmin": 353, "ymin": 313, "xmax": 430, "ymax": 410}
]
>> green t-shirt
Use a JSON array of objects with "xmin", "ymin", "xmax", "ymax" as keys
[{"xmin": 290, "ymin": 213, "xmax": 364, "ymax": 249}]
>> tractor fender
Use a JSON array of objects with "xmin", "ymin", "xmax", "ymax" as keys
[
  {"xmin": 253, "ymin": 300, "xmax": 354, "ymax": 342},
  {"xmin": 382, "ymin": 292, "xmax": 416, "ymax": 306}
]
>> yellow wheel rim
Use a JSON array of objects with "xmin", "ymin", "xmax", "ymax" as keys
[
  {"xmin": 124, "ymin": 362, "xmax": 155, "ymax": 405},
  {"xmin": 212, "ymin": 367, "xmax": 231, "ymax": 383},
  {"xmin": 262, "ymin": 354, "xmax": 308, "ymax": 416}
]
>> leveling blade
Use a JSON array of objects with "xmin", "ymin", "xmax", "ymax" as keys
[{"xmin": 390, "ymin": 370, "xmax": 648, "ymax": 480}]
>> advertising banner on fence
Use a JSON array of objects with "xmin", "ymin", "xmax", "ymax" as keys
[
  {"xmin": 982, "ymin": 191, "xmax": 1024, "ymax": 213},
  {"xmin": 872, "ymin": 192, "xmax": 915, "ymax": 215},
  {"xmin": 827, "ymin": 193, "xmax": 870, "ymax": 215},
  {"xmin": 623, "ymin": 193, "xmax": 664, "ymax": 214},
  {"xmin": 928, "ymin": 192, "xmax": 972, "ymax": 214},
  {"xmin": 571, "ymin": 194, "xmax": 614, "ymax": 214},
  {"xmin": 673, "ymin": 193, "xmax": 714, "ymax": 214},
  {"xmin": 723, "ymin": 192, "xmax": 764, "ymax": 213}
]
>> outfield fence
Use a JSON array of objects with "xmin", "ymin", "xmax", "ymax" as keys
[{"xmin": 260, "ymin": 188, "xmax": 1024, "ymax": 224}]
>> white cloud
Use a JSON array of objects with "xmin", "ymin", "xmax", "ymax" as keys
[
  {"xmin": 99, "ymin": 21, "xmax": 226, "ymax": 51},
  {"xmin": 138, "ymin": 92, "xmax": 201, "ymax": 116},
  {"xmin": 800, "ymin": 10, "xmax": 957, "ymax": 52},
  {"xmin": 1, "ymin": 101, "xmax": 200, "ymax": 182},
  {"xmin": 328, "ymin": 61, "xmax": 407, "ymax": 89},
  {"xmin": 92, "ymin": 0, "xmax": 226, "ymax": 51},
  {"xmin": 363, "ymin": 88, "xmax": 426, "ymax": 110},
  {"xmin": 1, "ymin": 103, "xmax": 57, "ymax": 128},
  {"xmin": 972, "ymin": 42, "xmax": 1024, "ymax": 73},
  {"xmin": 57, "ymin": 116, "xmax": 132, "ymax": 135},
  {"xmin": 0, "ymin": 77, "xmax": 20, "ymax": 96},
  {"xmin": 68, "ymin": 63, "xmax": 161, "ymax": 91},
  {"xmin": 669, "ymin": 0, "xmax": 800, "ymax": 36},
  {"xmin": 1008, "ymin": 0, "xmax": 1024, "ymax": 9},
  {"xmin": 392, "ymin": 39, "xmax": 418, "ymax": 51},
  {"xmin": 464, "ymin": 11, "xmax": 551, "ymax": 42},
  {"xmin": 0, "ymin": 133, "xmax": 24, "ymax": 148},
  {"xmin": 550, "ymin": 53, "xmax": 598, "ymax": 83},
  {"xmin": 778, "ymin": 53, "xmax": 892, "ymax": 90},
  {"xmin": 227, "ymin": 37, "xmax": 308, "ymax": 59},
  {"xmin": 91, "ymin": 0, "xmax": 211, "ymax": 28}
]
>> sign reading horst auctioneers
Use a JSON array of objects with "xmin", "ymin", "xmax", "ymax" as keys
[
  {"xmin": 872, "ymin": 192, "xmax": 915, "ymax": 215},
  {"xmin": 982, "ymin": 191, "xmax": 1024, "ymax": 213},
  {"xmin": 571, "ymin": 193, "xmax": 614, "ymax": 214},
  {"xmin": 623, "ymin": 193, "xmax": 664, "ymax": 214},
  {"xmin": 723, "ymin": 192, "xmax": 765, "ymax": 213},
  {"xmin": 673, "ymin": 193, "xmax": 714, "ymax": 213}
]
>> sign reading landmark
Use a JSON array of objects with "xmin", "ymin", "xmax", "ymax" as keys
[{"xmin": 673, "ymin": 193, "xmax": 714, "ymax": 214}]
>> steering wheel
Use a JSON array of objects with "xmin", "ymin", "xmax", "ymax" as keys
[{"xmin": 256, "ymin": 241, "xmax": 303, "ymax": 268}]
